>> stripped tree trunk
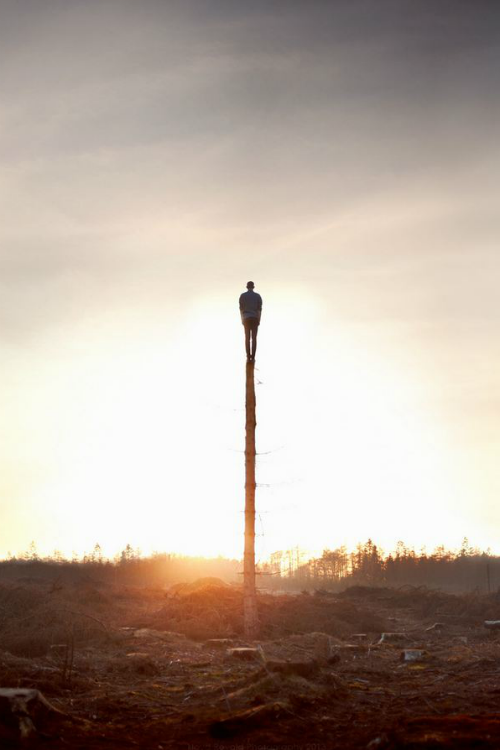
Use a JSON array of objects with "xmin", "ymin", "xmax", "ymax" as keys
[{"xmin": 244, "ymin": 361, "xmax": 259, "ymax": 637}]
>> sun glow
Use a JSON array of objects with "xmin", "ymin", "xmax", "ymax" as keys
[{"xmin": 0, "ymin": 289, "xmax": 473, "ymax": 560}]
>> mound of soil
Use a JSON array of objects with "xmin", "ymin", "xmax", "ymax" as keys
[
  {"xmin": 145, "ymin": 583, "xmax": 388, "ymax": 641},
  {"xmin": 168, "ymin": 576, "xmax": 231, "ymax": 596}
]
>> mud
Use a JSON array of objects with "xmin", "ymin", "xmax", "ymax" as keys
[{"xmin": 1, "ymin": 580, "xmax": 500, "ymax": 748}]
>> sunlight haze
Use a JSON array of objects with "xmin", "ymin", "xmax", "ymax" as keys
[{"xmin": 1, "ymin": 0, "xmax": 499, "ymax": 560}]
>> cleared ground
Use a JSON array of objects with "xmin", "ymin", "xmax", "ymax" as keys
[{"xmin": 1, "ymin": 577, "xmax": 500, "ymax": 748}]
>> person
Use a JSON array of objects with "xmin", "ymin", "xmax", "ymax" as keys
[{"xmin": 239, "ymin": 281, "xmax": 262, "ymax": 362}]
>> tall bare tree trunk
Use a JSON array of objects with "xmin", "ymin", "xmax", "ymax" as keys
[{"xmin": 244, "ymin": 361, "xmax": 259, "ymax": 637}]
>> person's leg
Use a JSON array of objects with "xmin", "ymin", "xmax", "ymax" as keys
[
  {"xmin": 244, "ymin": 320, "xmax": 251, "ymax": 360},
  {"xmin": 251, "ymin": 319, "xmax": 258, "ymax": 359}
]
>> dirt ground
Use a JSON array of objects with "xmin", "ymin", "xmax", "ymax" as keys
[{"xmin": 1, "ymin": 577, "xmax": 500, "ymax": 748}]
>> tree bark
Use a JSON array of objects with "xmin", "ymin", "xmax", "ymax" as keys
[{"xmin": 244, "ymin": 361, "xmax": 259, "ymax": 638}]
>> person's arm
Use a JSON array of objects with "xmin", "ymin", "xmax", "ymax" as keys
[
  {"xmin": 239, "ymin": 294, "xmax": 245, "ymax": 324},
  {"xmin": 258, "ymin": 295, "xmax": 262, "ymax": 324}
]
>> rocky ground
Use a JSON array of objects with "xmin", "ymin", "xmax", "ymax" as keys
[{"xmin": 1, "ymin": 578, "xmax": 500, "ymax": 748}]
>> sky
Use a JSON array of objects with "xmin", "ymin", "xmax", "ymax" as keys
[{"xmin": 1, "ymin": 0, "xmax": 500, "ymax": 560}]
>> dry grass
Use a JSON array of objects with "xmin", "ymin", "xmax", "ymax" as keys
[{"xmin": 0, "ymin": 582, "xmax": 111, "ymax": 660}]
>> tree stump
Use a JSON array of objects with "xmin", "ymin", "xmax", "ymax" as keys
[{"xmin": 0, "ymin": 688, "xmax": 65, "ymax": 740}]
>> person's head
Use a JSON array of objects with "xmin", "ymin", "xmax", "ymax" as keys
[{"xmin": 246, "ymin": 281, "xmax": 255, "ymax": 290}]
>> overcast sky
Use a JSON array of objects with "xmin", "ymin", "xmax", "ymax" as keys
[{"xmin": 1, "ymin": 1, "xmax": 499, "ymax": 559}]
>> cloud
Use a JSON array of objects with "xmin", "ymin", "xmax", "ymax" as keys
[{"xmin": 0, "ymin": 0, "xmax": 498, "ymax": 357}]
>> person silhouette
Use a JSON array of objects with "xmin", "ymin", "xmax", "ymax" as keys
[{"xmin": 239, "ymin": 281, "xmax": 262, "ymax": 362}]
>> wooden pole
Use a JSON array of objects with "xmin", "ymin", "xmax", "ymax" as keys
[{"xmin": 244, "ymin": 361, "xmax": 259, "ymax": 637}]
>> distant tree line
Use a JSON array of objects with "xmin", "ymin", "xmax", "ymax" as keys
[
  {"xmin": 259, "ymin": 538, "xmax": 498, "ymax": 593},
  {"xmin": 0, "ymin": 543, "xmax": 240, "ymax": 587},
  {"xmin": 0, "ymin": 538, "xmax": 497, "ymax": 593}
]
